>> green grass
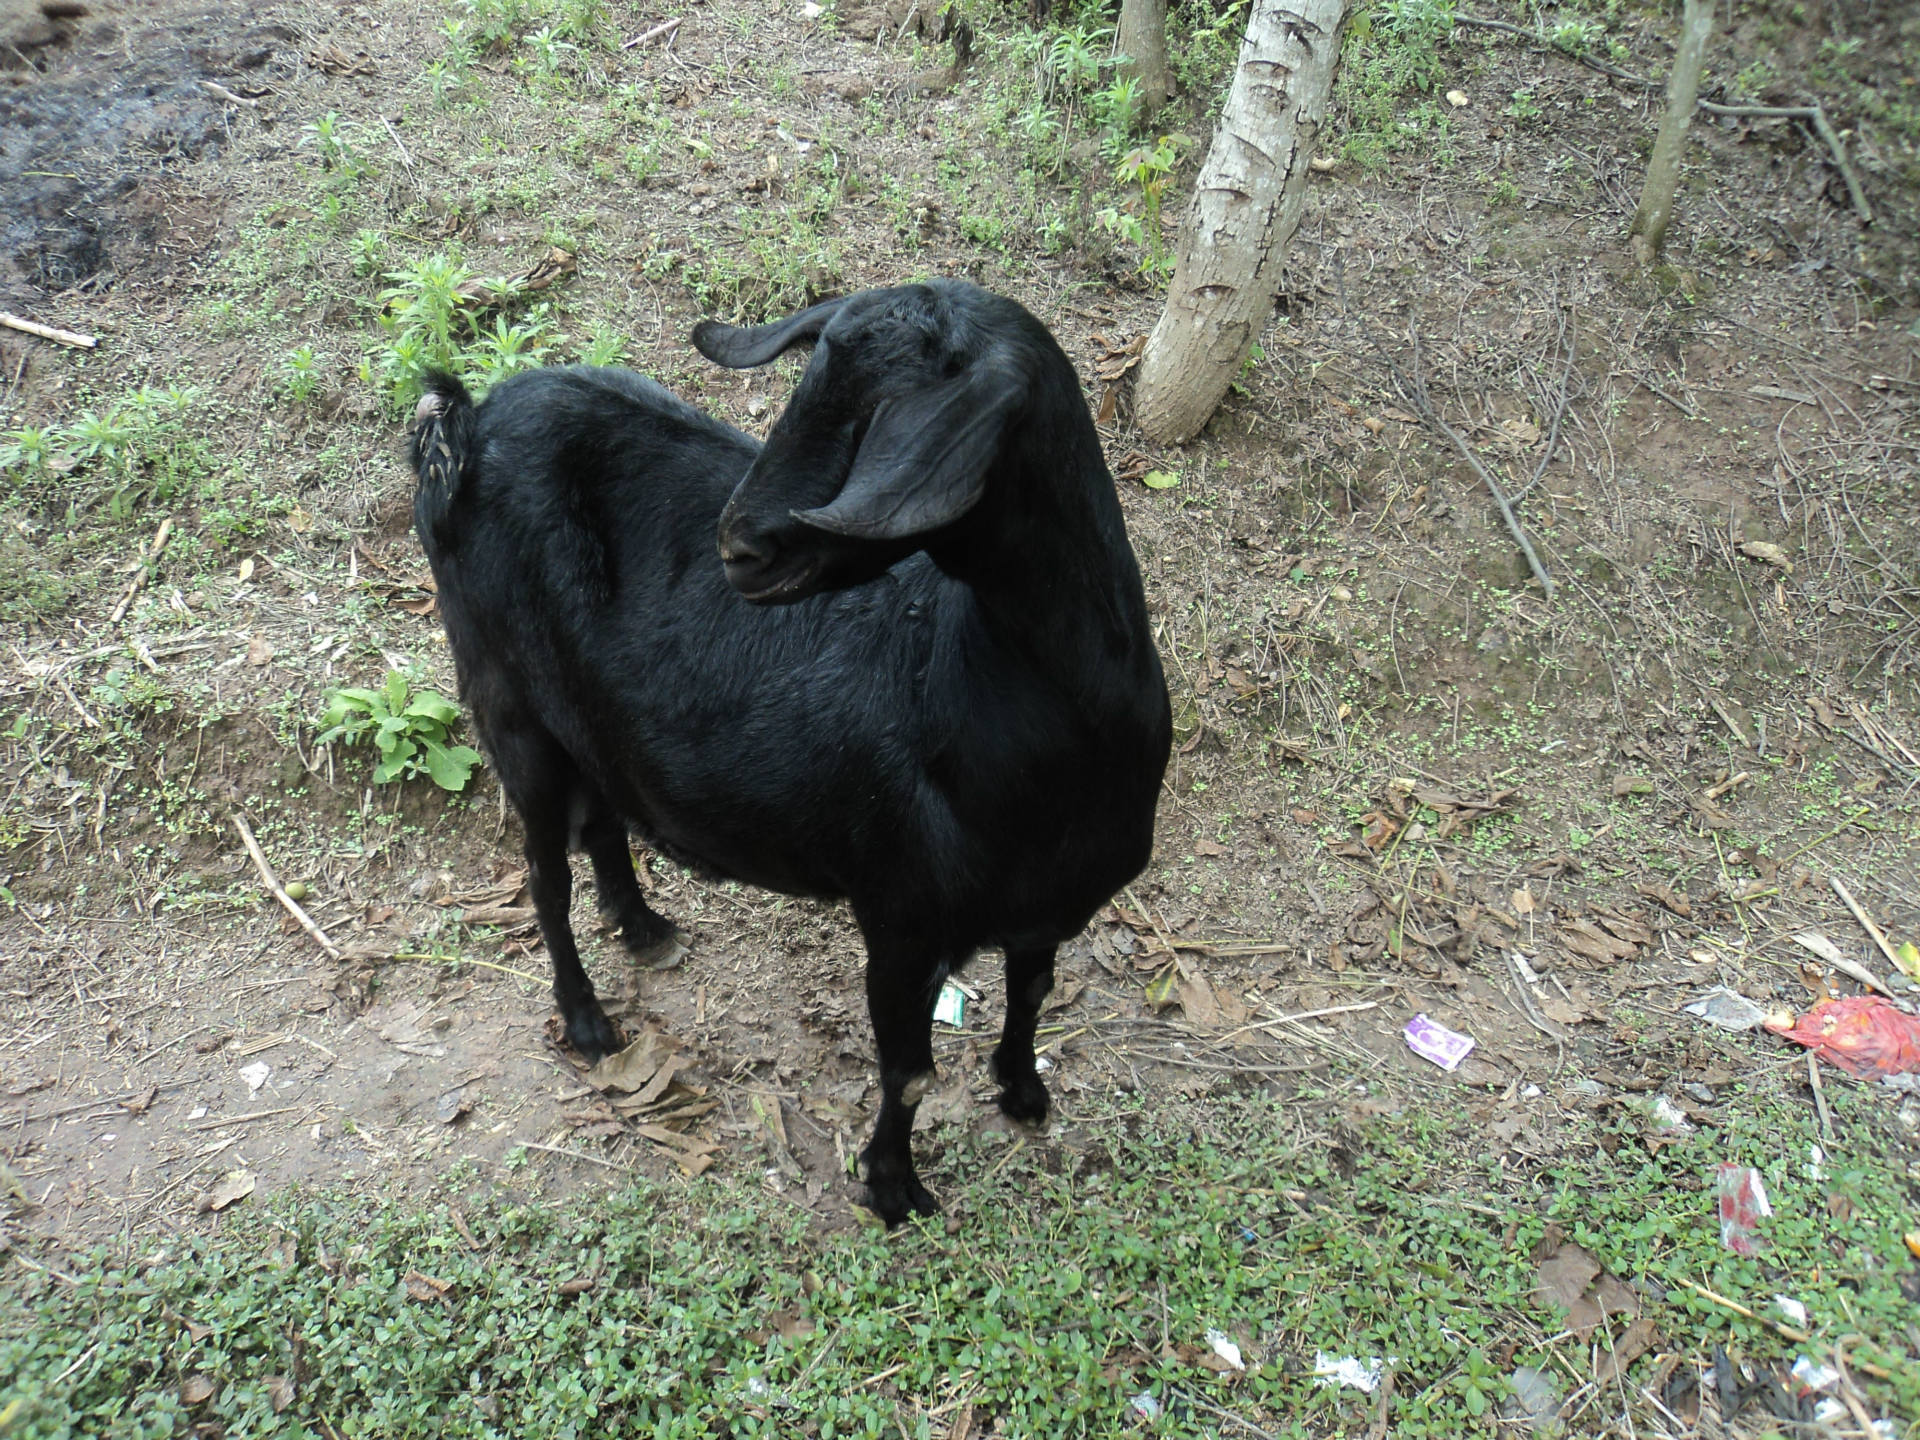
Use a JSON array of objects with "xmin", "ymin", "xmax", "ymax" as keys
[{"xmin": 3, "ymin": 1082, "xmax": 1913, "ymax": 1437}]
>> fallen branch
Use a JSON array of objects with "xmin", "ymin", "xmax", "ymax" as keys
[
  {"xmin": 1676, "ymin": 1279, "xmax": 1893, "ymax": 1381},
  {"xmin": 109, "ymin": 518, "xmax": 173, "ymax": 624},
  {"xmin": 0, "ymin": 311, "xmax": 97, "ymax": 349},
  {"xmin": 232, "ymin": 812, "xmax": 341, "ymax": 960},
  {"xmin": 1698, "ymin": 102, "xmax": 1873, "ymax": 225},
  {"xmin": 1453, "ymin": 14, "xmax": 1873, "ymax": 225},
  {"xmin": 1829, "ymin": 875, "xmax": 1905, "ymax": 979},
  {"xmin": 621, "ymin": 16, "xmax": 680, "ymax": 48},
  {"xmin": 1396, "ymin": 326, "xmax": 1555, "ymax": 599},
  {"xmin": 382, "ymin": 116, "xmax": 415, "ymax": 170},
  {"xmin": 199, "ymin": 80, "xmax": 260, "ymax": 108}
]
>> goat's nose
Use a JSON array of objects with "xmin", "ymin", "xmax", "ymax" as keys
[{"xmin": 718, "ymin": 533, "xmax": 769, "ymax": 568}]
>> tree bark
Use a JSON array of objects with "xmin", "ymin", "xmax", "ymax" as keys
[
  {"xmin": 1116, "ymin": 0, "xmax": 1171, "ymax": 115},
  {"xmin": 1133, "ymin": 0, "xmax": 1349, "ymax": 445},
  {"xmin": 1628, "ymin": 0, "xmax": 1714, "ymax": 267}
]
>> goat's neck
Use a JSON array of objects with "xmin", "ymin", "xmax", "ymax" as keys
[{"xmin": 936, "ymin": 425, "xmax": 1155, "ymax": 701}]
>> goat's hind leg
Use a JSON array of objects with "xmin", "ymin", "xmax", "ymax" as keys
[
  {"xmin": 989, "ymin": 944, "xmax": 1055, "ymax": 1125},
  {"xmin": 579, "ymin": 805, "xmax": 687, "ymax": 964},
  {"xmin": 491, "ymin": 726, "xmax": 624, "ymax": 1062}
]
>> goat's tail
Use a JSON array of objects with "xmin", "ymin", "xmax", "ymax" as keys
[{"xmin": 409, "ymin": 370, "xmax": 479, "ymax": 554}]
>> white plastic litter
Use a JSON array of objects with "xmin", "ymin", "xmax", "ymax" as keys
[
  {"xmin": 1313, "ymin": 1353, "xmax": 1386, "ymax": 1392},
  {"xmin": 1683, "ymin": 986, "xmax": 1769, "ymax": 1032},
  {"xmin": 1205, "ymin": 1330, "xmax": 1245, "ymax": 1371},
  {"xmin": 1775, "ymin": 1296, "xmax": 1809, "ymax": 1327},
  {"xmin": 239, "ymin": 1061, "xmax": 271, "ymax": 1096},
  {"xmin": 1791, "ymin": 1356, "xmax": 1840, "ymax": 1393},
  {"xmin": 932, "ymin": 982, "xmax": 966, "ymax": 1028}
]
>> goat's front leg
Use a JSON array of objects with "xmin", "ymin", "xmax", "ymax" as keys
[
  {"xmin": 579, "ymin": 808, "xmax": 686, "ymax": 963},
  {"xmin": 524, "ymin": 812, "xmax": 624, "ymax": 1062},
  {"xmin": 990, "ymin": 944, "xmax": 1055, "ymax": 1125},
  {"xmin": 859, "ymin": 950, "xmax": 945, "ymax": 1226}
]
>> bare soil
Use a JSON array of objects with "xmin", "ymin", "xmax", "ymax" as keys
[{"xmin": 1, "ymin": 0, "xmax": 1917, "ymax": 1265}]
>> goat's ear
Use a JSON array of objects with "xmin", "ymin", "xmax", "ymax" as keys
[
  {"xmin": 692, "ymin": 296, "xmax": 851, "ymax": 369},
  {"xmin": 792, "ymin": 361, "xmax": 1024, "ymax": 542}
]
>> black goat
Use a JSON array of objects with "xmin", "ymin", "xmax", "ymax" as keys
[{"xmin": 408, "ymin": 281, "xmax": 1171, "ymax": 1225}]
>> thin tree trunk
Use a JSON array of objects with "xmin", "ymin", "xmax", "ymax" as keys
[
  {"xmin": 1628, "ymin": 0, "xmax": 1714, "ymax": 266},
  {"xmin": 1116, "ymin": 0, "xmax": 1171, "ymax": 115},
  {"xmin": 1134, "ymin": 0, "xmax": 1348, "ymax": 445}
]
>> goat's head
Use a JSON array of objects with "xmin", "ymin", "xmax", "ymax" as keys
[{"xmin": 693, "ymin": 283, "xmax": 1029, "ymax": 603}]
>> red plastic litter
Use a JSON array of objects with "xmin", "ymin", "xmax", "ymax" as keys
[
  {"xmin": 1766, "ymin": 995, "xmax": 1920, "ymax": 1079},
  {"xmin": 1716, "ymin": 1164, "xmax": 1772, "ymax": 1256}
]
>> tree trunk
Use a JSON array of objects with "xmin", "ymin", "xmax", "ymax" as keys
[
  {"xmin": 1133, "ymin": 0, "xmax": 1349, "ymax": 445},
  {"xmin": 1116, "ymin": 0, "xmax": 1171, "ymax": 115},
  {"xmin": 1628, "ymin": 0, "xmax": 1714, "ymax": 267}
]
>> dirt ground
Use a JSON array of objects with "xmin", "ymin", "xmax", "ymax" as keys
[{"xmin": 1, "ymin": 0, "xmax": 1917, "ymax": 1265}]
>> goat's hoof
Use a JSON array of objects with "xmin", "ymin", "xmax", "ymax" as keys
[
  {"xmin": 863, "ymin": 1174, "xmax": 940, "ymax": 1228},
  {"xmin": 611, "ymin": 909, "xmax": 691, "ymax": 964},
  {"xmin": 989, "ymin": 1051, "xmax": 1051, "ymax": 1127},
  {"xmin": 564, "ymin": 1007, "xmax": 625, "ymax": 1064}
]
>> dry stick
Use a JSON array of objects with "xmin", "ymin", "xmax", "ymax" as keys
[
  {"xmin": 231, "ymin": 813, "xmax": 341, "ymax": 960},
  {"xmin": 1806, "ymin": 1052, "xmax": 1835, "ymax": 1148},
  {"xmin": 109, "ymin": 518, "xmax": 174, "ymax": 624},
  {"xmin": 0, "ymin": 311, "xmax": 97, "ymax": 349},
  {"xmin": 1396, "ymin": 327, "xmax": 1555, "ymax": 598},
  {"xmin": 382, "ymin": 117, "xmax": 415, "ymax": 170},
  {"xmin": 1452, "ymin": 13, "xmax": 1874, "ymax": 224},
  {"xmin": 621, "ymin": 16, "xmax": 680, "ymax": 48},
  {"xmin": 1699, "ymin": 102, "xmax": 1873, "ymax": 224},
  {"xmin": 1829, "ymin": 875, "xmax": 1905, "ymax": 977},
  {"xmin": 1676, "ymin": 1279, "xmax": 1894, "ymax": 1382},
  {"xmin": 199, "ymin": 80, "xmax": 259, "ymax": 108},
  {"xmin": 516, "ymin": 1139, "xmax": 639, "ymax": 1173}
]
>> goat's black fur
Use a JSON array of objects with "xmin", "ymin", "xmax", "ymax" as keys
[{"xmin": 408, "ymin": 281, "xmax": 1171, "ymax": 1225}]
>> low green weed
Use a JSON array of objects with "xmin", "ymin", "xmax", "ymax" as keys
[{"xmin": 317, "ymin": 671, "xmax": 483, "ymax": 790}]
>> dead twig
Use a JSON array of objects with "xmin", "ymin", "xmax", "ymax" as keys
[
  {"xmin": 382, "ymin": 116, "xmax": 414, "ymax": 169},
  {"xmin": 1395, "ymin": 326, "xmax": 1555, "ymax": 599},
  {"xmin": 1675, "ymin": 1280, "xmax": 1894, "ymax": 1381},
  {"xmin": 231, "ymin": 813, "xmax": 341, "ymax": 960},
  {"xmin": 109, "ymin": 518, "xmax": 174, "ymax": 624},
  {"xmin": 1829, "ymin": 876, "xmax": 1905, "ymax": 979},
  {"xmin": 1698, "ymin": 102, "xmax": 1873, "ymax": 224},
  {"xmin": 1806, "ymin": 1053, "xmax": 1834, "ymax": 1148},
  {"xmin": 515, "ymin": 1139, "xmax": 640, "ymax": 1172},
  {"xmin": 1452, "ymin": 15, "xmax": 1873, "ymax": 224},
  {"xmin": 621, "ymin": 16, "xmax": 680, "ymax": 47},
  {"xmin": 198, "ymin": 80, "xmax": 260, "ymax": 108},
  {"xmin": 0, "ymin": 312, "xmax": 97, "ymax": 349}
]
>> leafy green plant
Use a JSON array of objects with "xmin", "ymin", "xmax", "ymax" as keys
[
  {"xmin": 282, "ymin": 344, "xmax": 326, "ymax": 404},
  {"xmin": 0, "ymin": 425, "xmax": 58, "ymax": 476},
  {"xmin": 317, "ymin": 672, "xmax": 483, "ymax": 790},
  {"xmin": 348, "ymin": 228, "xmax": 389, "ymax": 279},
  {"xmin": 1091, "ymin": 74, "xmax": 1143, "ymax": 155},
  {"xmin": 470, "ymin": 309, "xmax": 555, "ymax": 385},
  {"xmin": 578, "ymin": 321, "xmax": 630, "ymax": 367},
  {"xmin": 520, "ymin": 25, "xmax": 576, "ymax": 75},
  {"xmin": 1098, "ymin": 137, "xmax": 1180, "ymax": 280},
  {"xmin": 299, "ymin": 111, "xmax": 369, "ymax": 177}
]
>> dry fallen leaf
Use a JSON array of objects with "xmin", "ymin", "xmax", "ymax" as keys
[
  {"xmin": 180, "ymin": 1374, "xmax": 217, "ymax": 1406},
  {"xmin": 404, "ymin": 1270, "xmax": 453, "ymax": 1302},
  {"xmin": 586, "ymin": 1030, "xmax": 682, "ymax": 1093},
  {"xmin": 199, "ymin": 1168, "xmax": 256, "ymax": 1212},
  {"xmin": 1737, "ymin": 540, "xmax": 1793, "ymax": 574}
]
